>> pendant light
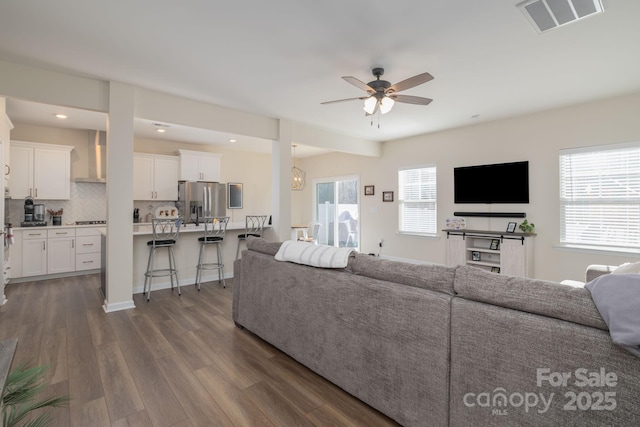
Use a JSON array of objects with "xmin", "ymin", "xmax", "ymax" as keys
[{"xmin": 291, "ymin": 144, "xmax": 306, "ymax": 191}]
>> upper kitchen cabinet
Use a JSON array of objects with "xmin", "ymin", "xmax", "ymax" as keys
[
  {"xmin": 178, "ymin": 149, "xmax": 221, "ymax": 182},
  {"xmin": 10, "ymin": 141, "xmax": 73, "ymax": 200},
  {"xmin": 133, "ymin": 153, "xmax": 179, "ymax": 201}
]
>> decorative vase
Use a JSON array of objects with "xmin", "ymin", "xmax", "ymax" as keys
[{"xmin": 53, "ymin": 215, "xmax": 62, "ymax": 226}]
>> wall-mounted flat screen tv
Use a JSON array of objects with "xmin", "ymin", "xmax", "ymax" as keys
[{"xmin": 454, "ymin": 161, "xmax": 529, "ymax": 204}]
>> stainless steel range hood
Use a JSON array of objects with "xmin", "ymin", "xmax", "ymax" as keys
[{"xmin": 75, "ymin": 130, "xmax": 106, "ymax": 183}]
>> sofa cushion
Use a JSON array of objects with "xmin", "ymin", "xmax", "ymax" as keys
[
  {"xmin": 453, "ymin": 266, "xmax": 607, "ymax": 330},
  {"xmin": 450, "ymin": 297, "xmax": 640, "ymax": 426},
  {"xmin": 245, "ymin": 236, "xmax": 282, "ymax": 256},
  {"xmin": 347, "ymin": 253, "xmax": 456, "ymax": 295}
]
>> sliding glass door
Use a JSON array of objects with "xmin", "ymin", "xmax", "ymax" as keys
[{"xmin": 314, "ymin": 176, "xmax": 359, "ymax": 249}]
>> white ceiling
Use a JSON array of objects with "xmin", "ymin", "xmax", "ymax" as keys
[{"xmin": 1, "ymin": 1, "xmax": 639, "ymax": 156}]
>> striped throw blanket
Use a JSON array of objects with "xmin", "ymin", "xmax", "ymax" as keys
[{"xmin": 275, "ymin": 240, "xmax": 354, "ymax": 268}]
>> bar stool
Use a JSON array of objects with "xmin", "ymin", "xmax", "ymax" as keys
[
  {"xmin": 143, "ymin": 218, "xmax": 181, "ymax": 302},
  {"xmin": 195, "ymin": 216, "xmax": 229, "ymax": 290},
  {"xmin": 235, "ymin": 215, "xmax": 268, "ymax": 260}
]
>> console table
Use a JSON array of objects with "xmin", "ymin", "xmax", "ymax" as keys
[{"xmin": 444, "ymin": 229, "xmax": 535, "ymax": 277}]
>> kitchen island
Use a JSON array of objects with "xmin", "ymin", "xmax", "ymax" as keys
[{"xmin": 132, "ymin": 221, "xmax": 271, "ymax": 294}]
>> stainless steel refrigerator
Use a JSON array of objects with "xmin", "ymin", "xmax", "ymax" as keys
[{"xmin": 177, "ymin": 181, "xmax": 226, "ymax": 224}]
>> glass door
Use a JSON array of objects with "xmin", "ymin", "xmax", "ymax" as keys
[{"xmin": 314, "ymin": 176, "xmax": 359, "ymax": 249}]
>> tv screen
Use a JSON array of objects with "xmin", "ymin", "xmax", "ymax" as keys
[{"xmin": 454, "ymin": 161, "xmax": 529, "ymax": 204}]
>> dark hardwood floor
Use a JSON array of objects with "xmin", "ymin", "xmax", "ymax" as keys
[{"xmin": 0, "ymin": 275, "xmax": 400, "ymax": 426}]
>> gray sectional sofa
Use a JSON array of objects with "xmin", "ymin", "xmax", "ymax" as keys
[{"xmin": 232, "ymin": 238, "xmax": 640, "ymax": 426}]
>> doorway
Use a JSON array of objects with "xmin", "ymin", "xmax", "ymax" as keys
[{"xmin": 313, "ymin": 176, "xmax": 359, "ymax": 249}]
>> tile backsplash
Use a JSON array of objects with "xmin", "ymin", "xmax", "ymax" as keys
[
  {"xmin": 7, "ymin": 182, "xmax": 178, "ymax": 226},
  {"xmin": 8, "ymin": 182, "xmax": 107, "ymax": 225}
]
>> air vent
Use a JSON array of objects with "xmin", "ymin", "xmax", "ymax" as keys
[{"xmin": 517, "ymin": 0, "xmax": 604, "ymax": 33}]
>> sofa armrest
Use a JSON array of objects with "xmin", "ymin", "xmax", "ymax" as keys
[{"xmin": 586, "ymin": 264, "xmax": 616, "ymax": 282}]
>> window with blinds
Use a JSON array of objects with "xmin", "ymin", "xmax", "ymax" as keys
[
  {"xmin": 398, "ymin": 165, "xmax": 437, "ymax": 235},
  {"xmin": 560, "ymin": 142, "xmax": 640, "ymax": 250}
]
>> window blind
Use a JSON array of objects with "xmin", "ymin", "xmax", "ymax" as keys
[
  {"xmin": 398, "ymin": 166, "xmax": 437, "ymax": 235},
  {"xmin": 560, "ymin": 143, "xmax": 640, "ymax": 249}
]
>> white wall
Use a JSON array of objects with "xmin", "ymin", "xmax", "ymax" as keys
[{"xmin": 298, "ymin": 91, "xmax": 640, "ymax": 282}]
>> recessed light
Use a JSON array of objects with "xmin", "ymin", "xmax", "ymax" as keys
[
  {"xmin": 229, "ymin": 139, "xmax": 236, "ymax": 143},
  {"xmin": 156, "ymin": 128, "xmax": 166, "ymax": 133},
  {"xmin": 55, "ymin": 114, "xmax": 67, "ymax": 119}
]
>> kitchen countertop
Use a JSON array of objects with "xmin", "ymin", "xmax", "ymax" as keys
[
  {"xmin": 13, "ymin": 223, "xmax": 107, "ymax": 231},
  {"xmin": 133, "ymin": 222, "xmax": 267, "ymax": 236}
]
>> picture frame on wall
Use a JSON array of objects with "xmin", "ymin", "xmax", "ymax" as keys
[
  {"xmin": 228, "ymin": 183, "xmax": 243, "ymax": 209},
  {"xmin": 364, "ymin": 185, "xmax": 375, "ymax": 196},
  {"xmin": 506, "ymin": 222, "xmax": 517, "ymax": 233},
  {"xmin": 382, "ymin": 191, "xmax": 394, "ymax": 202}
]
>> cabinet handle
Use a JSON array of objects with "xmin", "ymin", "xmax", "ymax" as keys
[
  {"xmin": 72, "ymin": 239, "xmax": 75, "ymax": 248},
  {"xmin": 35, "ymin": 188, "xmax": 38, "ymax": 197},
  {"xmin": 29, "ymin": 188, "xmax": 33, "ymax": 197},
  {"xmin": 82, "ymin": 260, "xmax": 94, "ymax": 264},
  {"xmin": 43, "ymin": 241, "xmax": 46, "ymax": 250},
  {"xmin": 83, "ymin": 243, "xmax": 94, "ymax": 247},
  {"xmin": 4, "ymin": 164, "xmax": 9, "ymax": 176}
]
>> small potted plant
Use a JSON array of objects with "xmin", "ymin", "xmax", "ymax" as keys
[
  {"xmin": 47, "ymin": 208, "xmax": 63, "ymax": 226},
  {"xmin": 518, "ymin": 219, "xmax": 535, "ymax": 233}
]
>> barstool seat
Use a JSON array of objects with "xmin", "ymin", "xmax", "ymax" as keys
[
  {"xmin": 195, "ymin": 217, "xmax": 229, "ymax": 290},
  {"xmin": 236, "ymin": 215, "xmax": 268, "ymax": 260},
  {"xmin": 144, "ymin": 218, "xmax": 181, "ymax": 301}
]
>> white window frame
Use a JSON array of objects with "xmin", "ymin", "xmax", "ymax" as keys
[
  {"xmin": 398, "ymin": 164, "xmax": 437, "ymax": 237},
  {"xmin": 559, "ymin": 141, "xmax": 640, "ymax": 252}
]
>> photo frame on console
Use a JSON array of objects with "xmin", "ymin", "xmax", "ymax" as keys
[
  {"xmin": 490, "ymin": 239, "xmax": 500, "ymax": 250},
  {"xmin": 506, "ymin": 222, "xmax": 517, "ymax": 233}
]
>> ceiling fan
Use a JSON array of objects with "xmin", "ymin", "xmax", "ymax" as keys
[{"xmin": 321, "ymin": 67, "xmax": 434, "ymax": 115}]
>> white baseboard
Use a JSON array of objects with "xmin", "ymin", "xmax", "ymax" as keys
[{"xmin": 102, "ymin": 299, "xmax": 136, "ymax": 313}]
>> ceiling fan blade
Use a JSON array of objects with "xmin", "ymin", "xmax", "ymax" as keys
[
  {"xmin": 321, "ymin": 96, "xmax": 368, "ymax": 105},
  {"xmin": 387, "ymin": 72, "xmax": 434, "ymax": 93},
  {"xmin": 389, "ymin": 94, "xmax": 433, "ymax": 105},
  {"xmin": 342, "ymin": 76, "xmax": 375, "ymax": 93}
]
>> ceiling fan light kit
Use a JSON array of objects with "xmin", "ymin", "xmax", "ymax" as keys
[{"xmin": 322, "ymin": 67, "xmax": 433, "ymax": 118}]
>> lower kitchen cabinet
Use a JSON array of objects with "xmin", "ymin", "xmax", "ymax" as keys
[
  {"xmin": 12, "ymin": 226, "xmax": 101, "ymax": 280},
  {"xmin": 22, "ymin": 229, "xmax": 47, "ymax": 277},
  {"xmin": 47, "ymin": 228, "xmax": 75, "ymax": 274},
  {"xmin": 75, "ymin": 228, "xmax": 102, "ymax": 271}
]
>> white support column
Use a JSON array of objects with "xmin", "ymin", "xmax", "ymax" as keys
[
  {"xmin": 271, "ymin": 120, "xmax": 293, "ymax": 241},
  {"xmin": 103, "ymin": 82, "xmax": 135, "ymax": 312}
]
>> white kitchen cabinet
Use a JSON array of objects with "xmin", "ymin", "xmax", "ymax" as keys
[
  {"xmin": 21, "ymin": 229, "xmax": 47, "ymax": 277},
  {"xmin": 177, "ymin": 149, "xmax": 221, "ymax": 182},
  {"xmin": 444, "ymin": 229, "xmax": 534, "ymax": 278},
  {"xmin": 10, "ymin": 141, "xmax": 73, "ymax": 200},
  {"xmin": 133, "ymin": 153, "xmax": 179, "ymax": 200},
  {"xmin": 75, "ymin": 227, "xmax": 102, "ymax": 271},
  {"xmin": 47, "ymin": 228, "xmax": 75, "ymax": 274}
]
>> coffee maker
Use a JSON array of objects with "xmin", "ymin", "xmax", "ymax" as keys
[{"xmin": 21, "ymin": 196, "xmax": 47, "ymax": 227}]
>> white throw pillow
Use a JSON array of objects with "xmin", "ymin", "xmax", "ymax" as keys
[{"xmin": 612, "ymin": 261, "xmax": 640, "ymax": 275}]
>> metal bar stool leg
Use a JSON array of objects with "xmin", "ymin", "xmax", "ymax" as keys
[
  {"xmin": 169, "ymin": 246, "xmax": 181, "ymax": 296},
  {"xmin": 143, "ymin": 245, "xmax": 153, "ymax": 297},
  {"xmin": 146, "ymin": 247, "xmax": 157, "ymax": 301},
  {"xmin": 217, "ymin": 242, "xmax": 226, "ymax": 288},
  {"xmin": 195, "ymin": 241, "xmax": 205, "ymax": 291}
]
